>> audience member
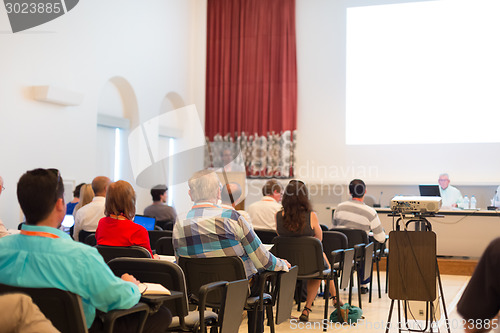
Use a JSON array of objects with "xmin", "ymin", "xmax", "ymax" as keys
[
  {"xmin": 96, "ymin": 180, "xmax": 157, "ymax": 258},
  {"xmin": 72, "ymin": 184, "xmax": 95, "ymax": 217},
  {"xmin": 457, "ymin": 237, "xmax": 500, "ymax": 333},
  {"xmin": 143, "ymin": 184, "xmax": 177, "ymax": 229},
  {"xmin": 333, "ymin": 179, "xmax": 386, "ymax": 293},
  {"xmin": 276, "ymin": 180, "xmax": 341, "ymax": 322},
  {"xmin": 173, "ymin": 169, "xmax": 290, "ymax": 333},
  {"xmin": 73, "ymin": 176, "xmax": 110, "ymax": 241},
  {"xmin": 438, "ymin": 173, "xmax": 464, "ymax": 208},
  {"xmin": 0, "ymin": 175, "xmax": 9, "ymax": 238},
  {"xmin": 247, "ymin": 179, "xmax": 283, "ymax": 230},
  {"xmin": 221, "ymin": 148, "xmax": 245, "ymax": 172},
  {"xmin": 0, "ymin": 293, "xmax": 59, "ymax": 332},
  {"xmin": 0, "ymin": 168, "xmax": 171, "ymax": 332},
  {"xmin": 66, "ymin": 182, "xmax": 85, "ymax": 215},
  {"xmin": 220, "ymin": 182, "xmax": 251, "ymax": 223}
]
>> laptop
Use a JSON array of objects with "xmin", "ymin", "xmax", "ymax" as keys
[
  {"xmin": 133, "ymin": 215, "xmax": 156, "ymax": 231},
  {"xmin": 419, "ymin": 185, "xmax": 441, "ymax": 197}
]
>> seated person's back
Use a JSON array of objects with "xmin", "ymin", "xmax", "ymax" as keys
[
  {"xmin": 0, "ymin": 169, "xmax": 142, "ymax": 329},
  {"xmin": 333, "ymin": 179, "xmax": 386, "ymax": 243},
  {"xmin": 247, "ymin": 179, "xmax": 283, "ymax": 230},
  {"xmin": 96, "ymin": 180, "xmax": 154, "ymax": 257}
]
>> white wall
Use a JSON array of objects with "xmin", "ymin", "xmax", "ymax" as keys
[
  {"xmin": 295, "ymin": 0, "xmax": 500, "ymax": 187},
  {"xmin": 0, "ymin": 0, "xmax": 207, "ymax": 229}
]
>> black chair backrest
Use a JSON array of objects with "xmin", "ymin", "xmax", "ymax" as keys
[
  {"xmin": 107, "ymin": 258, "xmax": 189, "ymax": 319},
  {"xmin": 254, "ymin": 229, "xmax": 278, "ymax": 244},
  {"xmin": 78, "ymin": 230, "xmax": 94, "ymax": 243},
  {"xmin": 0, "ymin": 283, "xmax": 87, "ymax": 333},
  {"xmin": 177, "ymin": 256, "xmax": 248, "ymax": 305},
  {"xmin": 95, "ymin": 245, "xmax": 151, "ymax": 263},
  {"xmin": 322, "ymin": 231, "xmax": 348, "ymax": 257},
  {"xmin": 155, "ymin": 236, "xmax": 175, "ymax": 255},
  {"xmin": 156, "ymin": 220, "xmax": 174, "ymax": 231},
  {"xmin": 363, "ymin": 242, "xmax": 374, "ymax": 280},
  {"xmin": 84, "ymin": 233, "xmax": 96, "ymax": 246},
  {"xmin": 147, "ymin": 230, "xmax": 173, "ymax": 251},
  {"xmin": 271, "ymin": 236, "xmax": 325, "ymax": 276},
  {"xmin": 330, "ymin": 228, "xmax": 368, "ymax": 249},
  {"xmin": 319, "ymin": 224, "xmax": 329, "ymax": 231}
]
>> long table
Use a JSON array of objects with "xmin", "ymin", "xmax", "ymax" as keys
[{"xmin": 376, "ymin": 208, "xmax": 500, "ymax": 258}]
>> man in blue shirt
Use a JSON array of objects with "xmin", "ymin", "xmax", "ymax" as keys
[{"xmin": 0, "ymin": 168, "xmax": 170, "ymax": 332}]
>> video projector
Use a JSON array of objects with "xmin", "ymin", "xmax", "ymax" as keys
[{"xmin": 390, "ymin": 196, "xmax": 442, "ymax": 214}]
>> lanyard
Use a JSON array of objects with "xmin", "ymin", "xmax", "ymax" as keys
[
  {"xmin": 110, "ymin": 214, "xmax": 128, "ymax": 220},
  {"xmin": 20, "ymin": 230, "xmax": 60, "ymax": 239},
  {"xmin": 192, "ymin": 203, "xmax": 219, "ymax": 209}
]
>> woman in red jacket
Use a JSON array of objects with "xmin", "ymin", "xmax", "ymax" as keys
[{"xmin": 96, "ymin": 180, "xmax": 157, "ymax": 258}]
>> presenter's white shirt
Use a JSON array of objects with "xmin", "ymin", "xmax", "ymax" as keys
[
  {"xmin": 439, "ymin": 185, "xmax": 463, "ymax": 208},
  {"xmin": 73, "ymin": 196, "xmax": 106, "ymax": 240},
  {"xmin": 247, "ymin": 197, "xmax": 282, "ymax": 231}
]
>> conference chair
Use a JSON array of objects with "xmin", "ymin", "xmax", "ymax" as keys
[
  {"xmin": 322, "ymin": 231, "xmax": 353, "ymax": 291},
  {"xmin": 107, "ymin": 258, "xmax": 245, "ymax": 333},
  {"xmin": 156, "ymin": 236, "xmax": 175, "ymax": 256},
  {"xmin": 254, "ymin": 229, "xmax": 278, "ymax": 244},
  {"xmin": 0, "ymin": 283, "xmax": 149, "ymax": 333},
  {"xmin": 271, "ymin": 236, "xmax": 338, "ymax": 332},
  {"xmin": 156, "ymin": 219, "xmax": 175, "ymax": 231},
  {"xmin": 84, "ymin": 233, "xmax": 96, "ymax": 246},
  {"xmin": 178, "ymin": 256, "xmax": 282, "ymax": 333},
  {"xmin": 147, "ymin": 230, "xmax": 173, "ymax": 251},
  {"xmin": 369, "ymin": 238, "xmax": 387, "ymax": 302},
  {"xmin": 95, "ymin": 245, "xmax": 151, "ymax": 263},
  {"xmin": 78, "ymin": 230, "xmax": 94, "ymax": 243},
  {"xmin": 330, "ymin": 228, "xmax": 377, "ymax": 306}
]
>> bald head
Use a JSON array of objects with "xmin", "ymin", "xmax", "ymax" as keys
[
  {"xmin": 221, "ymin": 183, "xmax": 242, "ymax": 207},
  {"xmin": 92, "ymin": 176, "xmax": 111, "ymax": 197}
]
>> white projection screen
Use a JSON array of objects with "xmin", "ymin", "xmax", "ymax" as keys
[{"xmin": 346, "ymin": 0, "xmax": 500, "ymax": 145}]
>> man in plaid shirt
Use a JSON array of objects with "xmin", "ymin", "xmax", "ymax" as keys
[{"xmin": 173, "ymin": 169, "xmax": 290, "ymax": 332}]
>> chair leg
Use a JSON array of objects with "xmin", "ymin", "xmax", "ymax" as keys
[
  {"xmin": 369, "ymin": 260, "xmax": 374, "ymax": 303},
  {"xmin": 357, "ymin": 269, "xmax": 362, "ymax": 309},
  {"xmin": 385, "ymin": 255, "xmax": 389, "ymax": 294},
  {"xmin": 323, "ymin": 278, "xmax": 329, "ymax": 332},
  {"xmin": 377, "ymin": 260, "xmax": 381, "ymax": 299},
  {"xmin": 266, "ymin": 304, "xmax": 275, "ymax": 333},
  {"xmin": 348, "ymin": 270, "xmax": 353, "ymax": 305}
]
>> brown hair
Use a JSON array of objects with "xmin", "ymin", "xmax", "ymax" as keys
[
  {"xmin": 262, "ymin": 179, "xmax": 283, "ymax": 196},
  {"xmin": 281, "ymin": 180, "xmax": 312, "ymax": 232},
  {"xmin": 105, "ymin": 180, "xmax": 136, "ymax": 220}
]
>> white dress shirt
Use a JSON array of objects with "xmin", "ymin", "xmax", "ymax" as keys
[
  {"xmin": 73, "ymin": 196, "xmax": 106, "ymax": 240},
  {"xmin": 247, "ymin": 196, "xmax": 282, "ymax": 231},
  {"xmin": 439, "ymin": 185, "xmax": 463, "ymax": 208}
]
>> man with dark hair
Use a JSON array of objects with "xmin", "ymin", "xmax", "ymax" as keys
[
  {"xmin": 247, "ymin": 179, "xmax": 283, "ymax": 230},
  {"xmin": 66, "ymin": 182, "xmax": 85, "ymax": 215},
  {"xmin": 333, "ymin": 179, "xmax": 386, "ymax": 293},
  {"xmin": 73, "ymin": 176, "xmax": 111, "ymax": 241},
  {"xmin": 143, "ymin": 184, "xmax": 177, "ymax": 228},
  {"xmin": 0, "ymin": 168, "xmax": 170, "ymax": 332}
]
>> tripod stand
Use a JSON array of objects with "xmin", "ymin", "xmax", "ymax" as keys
[{"xmin": 385, "ymin": 214, "xmax": 451, "ymax": 333}]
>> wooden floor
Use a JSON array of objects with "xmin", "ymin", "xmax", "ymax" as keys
[{"xmin": 238, "ymin": 274, "xmax": 471, "ymax": 332}]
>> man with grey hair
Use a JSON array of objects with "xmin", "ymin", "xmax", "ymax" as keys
[
  {"xmin": 173, "ymin": 169, "xmax": 290, "ymax": 333},
  {"xmin": 0, "ymin": 176, "xmax": 8, "ymax": 238},
  {"xmin": 438, "ymin": 173, "xmax": 463, "ymax": 208}
]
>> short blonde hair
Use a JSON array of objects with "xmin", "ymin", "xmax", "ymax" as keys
[
  {"xmin": 105, "ymin": 180, "xmax": 136, "ymax": 220},
  {"xmin": 188, "ymin": 170, "xmax": 220, "ymax": 202}
]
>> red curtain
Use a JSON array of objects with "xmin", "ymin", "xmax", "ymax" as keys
[{"xmin": 205, "ymin": 0, "xmax": 297, "ymax": 138}]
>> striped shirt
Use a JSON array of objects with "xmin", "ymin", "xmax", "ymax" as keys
[
  {"xmin": 173, "ymin": 202, "xmax": 289, "ymax": 278},
  {"xmin": 333, "ymin": 199, "xmax": 386, "ymax": 243}
]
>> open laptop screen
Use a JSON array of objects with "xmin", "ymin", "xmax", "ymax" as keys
[
  {"xmin": 419, "ymin": 185, "xmax": 441, "ymax": 197},
  {"xmin": 133, "ymin": 215, "xmax": 156, "ymax": 231}
]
